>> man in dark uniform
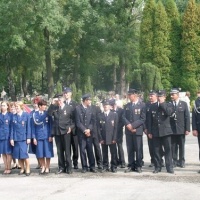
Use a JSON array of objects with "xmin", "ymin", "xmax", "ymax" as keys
[
  {"xmin": 109, "ymin": 99, "xmax": 125, "ymax": 168},
  {"xmin": 192, "ymin": 90, "xmax": 200, "ymax": 173},
  {"xmin": 63, "ymin": 87, "xmax": 79, "ymax": 169},
  {"xmin": 50, "ymin": 95, "xmax": 75, "ymax": 174},
  {"xmin": 170, "ymin": 88, "xmax": 190, "ymax": 168},
  {"xmin": 147, "ymin": 90, "xmax": 174, "ymax": 174},
  {"xmin": 145, "ymin": 90, "xmax": 157, "ymax": 167},
  {"xmin": 75, "ymin": 94, "xmax": 97, "ymax": 173},
  {"xmin": 89, "ymin": 102, "xmax": 103, "ymax": 169},
  {"xmin": 123, "ymin": 89, "xmax": 146, "ymax": 173},
  {"xmin": 98, "ymin": 99, "xmax": 118, "ymax": 172}
]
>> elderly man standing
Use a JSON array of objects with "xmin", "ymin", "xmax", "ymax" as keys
[{"xmin": 123, "ymin": 89, "xmax": 146, "ymax": 173}]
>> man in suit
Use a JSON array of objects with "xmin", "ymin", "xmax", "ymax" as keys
[
  {"xmin": 90, "ymin": 102, "xmax": 103, "ymax": 169},
  {"xmin": 192, "ymin": 91, "xmax": 200, "ymax": 173},
  {"xmin": 63, "ymin": 87, "xmax": 79, "ymax": 169},
  {"xmin": 147, "ymin": 90, "xmax": 174, "ymax": 174},
  {"xmin": 75, "ymin": 94, "xmax": 97, "ymax": 173},
  {"xmin": 51, "ymin": 95, "xmax": 75, "ymax": 174},
  {"xmin": 109, "ymin": 99, "xmax": 125, "ymax": 168},
  {"xmin": 98, "ymin": 99, "xmax": 118, "ymax": 172},
  {"xmin": 170, "ymin": 88, "xmax": 190, "ymax": 168},
  {"xmin": 123, "ymin": 89, "xmax": 146, "ymax": 173}
]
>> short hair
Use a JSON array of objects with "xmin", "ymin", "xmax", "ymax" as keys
[{"xmin": 38, "ymin": 100, "xmax": 47, "ymax": 107}]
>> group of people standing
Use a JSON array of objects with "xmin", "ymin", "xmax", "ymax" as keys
[{"xmin": 1, "ymin": 87, "xmax": 200, "ymax": 176}]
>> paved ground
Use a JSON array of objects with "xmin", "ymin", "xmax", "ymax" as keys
[{"xmin": 0, "ymin": 133, "xmax": 200, "ymax": 200}]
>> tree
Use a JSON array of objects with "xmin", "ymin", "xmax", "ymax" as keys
[
  {"xmin": 153, "ymin": 1, "xmax": 171, "ymax": 90},
  {"xmin": 181, "ymin": 0, "xmax": 198, "ymax": 98}
]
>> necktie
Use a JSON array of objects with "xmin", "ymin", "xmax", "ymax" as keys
[{"xmin": 174, "ymin": 101, "xmax": 177, "ymax": 110}]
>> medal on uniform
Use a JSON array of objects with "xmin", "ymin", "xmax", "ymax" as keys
[
  {"xmin": 46, "ymin": 117, "xmax": 48, "ymax": 122},
  {"xmin": 5, "ymin": 119, "xmax": 8, "ymax": 124},
  {"xmin": 111, "ymin": 120, "xmax": 114, "ymax": 126},
  {"xmin": 64, "ymin": 111, "xmax": 66, "ymax": 115},
  {"xmin": 162, "ymin": 112, "xmax": 164, "ymax": 115},
  {"xmin": 22, "ymin": 121, "xmax": 25, "ymax": 126},
  {"xmin": 138, "ymin": 109, "xmax": 140, "ymax": 114},
  {"xmin": 100, "ymin": 121, "xmax": 105, "ymax": 124},
  {"xmin": 135, "ymin": 109, "xmax": 137, "ymax": 114}
]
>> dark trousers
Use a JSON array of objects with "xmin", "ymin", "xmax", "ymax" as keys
[
  {"xmin": 117, "ymin": 136, "xmax": 125, "ymax": 165},
  {"xmin": 171, "ymin": 134, "xmax": 185, "ymax": 165},
  {"xmin": 101, "ymin": 143, "xmax": 117, "ymax": 169},
  {"xmin": 153, "ymin": 135, "xmax": 173, "ymax": 171},
  {"xmin": 197, "ymin": 133, "xmax": 200, "ymax": 160},
  {"xmin": 147, "ymin": 136, "xmax": 154, "ymax": 164},
  {"xmin": 92, "ymin": 137, "xmax": 103, "ymax": 167},
  {"xmin": 55, "ymin": 133, "xmax": 72, "ymax": 171},
  {"xmin": 126, "ymin": 134, "xmax": 143, "ymax": 169},
  {"xmin": 78, "ymin": 136, "xmax": 95, "ymax": 170},
  {"xmin": 70, "ymin": 134, "xmax": 79, "ymax": 166}
]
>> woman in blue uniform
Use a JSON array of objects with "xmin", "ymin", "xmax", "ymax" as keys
[
  {"xmin": 10, "ymin": 101, "xmax": 31, "ymax": 176},
  {"xmin": 32, "ymin": 100, "xmax": 53, "ymax": 174},
  {"xmin": 0, "ymin": 102, "xmax": 12, "ymax": 174}
]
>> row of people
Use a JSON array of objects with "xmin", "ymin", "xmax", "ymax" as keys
[{"xmin": 0, "ymin": 87, "xmax": 200, "ymax": 175}]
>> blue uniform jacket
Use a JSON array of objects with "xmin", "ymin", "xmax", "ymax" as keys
[
  {"xmin": 10, "ymin": 112, "xmax": 31, "ymax": 141},
  {"xmin": 0, "ymin": 112, "xmax": 12, "ymax": 140},
  {"xmin": 31, "ymin": 111, "xmax": 51, "ymax": 140}
]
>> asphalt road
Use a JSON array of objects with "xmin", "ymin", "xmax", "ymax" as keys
[{"xmin": 0, "ymin": 133, "xmax": 200, "ymax": 200}]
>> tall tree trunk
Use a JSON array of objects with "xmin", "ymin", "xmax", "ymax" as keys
[
  {"xmin": 119, "ymin": 54, "xmax": 126, "ymax": 95},
  {"xmin": 113, "ymin": 64, "xmax": 117, "ymax": 92},
  {"xmin": 44, "ymin": 27, "xmax": 54, "ymax": 98},
  {"xmin": 22, "ymin": 73, "xmax": 27, "ymax": 97},
  {"xmin": 6, "ymin": 53, "xmax": 16, "ymax": 101},
  {"xmin": 74, "ymin": 54, "xmax": 80, "ymax": 89}
]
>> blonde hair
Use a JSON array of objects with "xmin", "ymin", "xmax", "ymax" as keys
[{"xmin": 14, "ymin": 101, "xmax": 24, "ymax": 110}]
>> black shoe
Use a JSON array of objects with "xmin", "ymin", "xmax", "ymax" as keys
[
  {"xmin": 149, "ymin": 163, "xmax": 154, "ymax": 167},
  {"xmin": 90, "ymin": 168, "xmax": 97, "ymax": 173},
  {"xmin": 120, "ymin": 164, "xmax": 126, "ymax": 168},
  {"xmin": 98, "ymin": 165, "xmax": 103, "ymax": 170},
  {"xmin": 100, "ymin": 168, "xmax": 109, "ymax": 173},
  {"xmin": 67, "ymin": 170, "xmax": 73, "ymax": 174},
  {"xmin": 35, "ymin": 165, "xmax": 41, "ymax": 169},
  {"xmin": 25, "ymin": 172, "xmax": 31, "ymax": 176},
  {"xmin": 137, "ymin": 167, "xmax": 142, "ymax": 173},
  {"xmin": 124, "ymin": 168, "xmax": 134, "ymax": 173},
  {"xmin": 142, "ymin": 161, "xmax": 144, "ymax": 166},
  {"xmin": 82, "ymin": 169, "xmax": 87, "ymax": 173},
  {"xmin": 167, "ymin": 169, "xmax": 174, "ymax": 174},
  {"xmin": 111, "ymin": 168, "xmax": 117, "ymax": 173},
  {"xmin": 74, "ymin": 165, "xmax": 78, "ymax": 170},
  {"xmin": 56, "ymin": 169, "xmax": 65, "ymax": 174},
  {"xmin": 153, "ymin": 168, "xmax": 161, "ymax": 174},
  {"xmin": 177, "ymin": 163, "xmax": 185, "ymax": 168}
]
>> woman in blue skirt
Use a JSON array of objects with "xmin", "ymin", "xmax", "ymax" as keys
[
  {"xmin": 0, "ymin": 102, "xmax": 12, "ymax": 174},
  {"xmin": 32, "ymin": 100, "xmax": 53, "ymax": 174},
  {"xmin": 10, "ymin": 101, "xmax": 31, "ymax": 176}
]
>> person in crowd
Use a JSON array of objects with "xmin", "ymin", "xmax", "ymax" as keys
[
  {"xmin": 32, "ymin": 100, "xmax": 54, "ymax": 174},
  {"xmin": 29, "ymin": 98, "xmax": 41, "ymax": 169},
  {"xmin": 63, "ymin": 87, "xmax": 79, "ymax": 169},
  {"xmin": 98, "ymin": 99, "xmax": 118, "ymax": 173},
  {"xmin": 9, "ymin": 102, "xmax": 21, "ymax": 170},
  {"xmin": 51, "ymin": 95, "xmax": 75, "ymax": 174},
  {"xmin": 10, "ymin": 101, "xmax": 31, "ymax": 176},
  {"xmin": 109, "ymin": 99, "xmax": 125, "ymax": 168},
  {"xmin": 89, "ymin": 101, "xmax": 103, "ymax": 170},
  {"xmin": 75, "ymin": 94, "xmax": 97, "ymax": 173},
  {"xmin": 192, "ymin": 90, "xmax": 200, "ymax": 173},
  {"xmin": 0, "ymin": 101, "xmax": 12, "ymax": 174},
  {"xmin": 170, "ymin": 88, "xmax": 190, "ymax": 168},
  {"xmin": 147, "ymin": 90, "xmax": 174, "ymax": 174},
  {"xmin": 123, "ymin": 89, "xmax": 146, "ymax": 173}
]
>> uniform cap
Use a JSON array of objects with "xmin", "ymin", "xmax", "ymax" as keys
[
  {"xmin": 149, "ymin": 90, "xmax": 157, "ymax": 95},
  {"xmin": 128, "ymin": 89, "xmax": 138, "ymax": 95},
  {"xmin": 157, "ymin": 90, "xmax": 166, "ymax": 97},
  {"xmin": 102, "ymin": 99, "xmax": 110, "ymax": 106},
  {"xmin": 109, "ymin": 99, "xmax": 116, "ymax": 106},
  {"xmin": 170, "ymin": 88, "xmax": 180, "ymax": 94},
  {"xmin": 63, "ymin": 87, "xmax": 72, "ymax": 93},
  {"xmin": 82, "ymin": 93, "xmax": 91, "ymax": 101}
]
